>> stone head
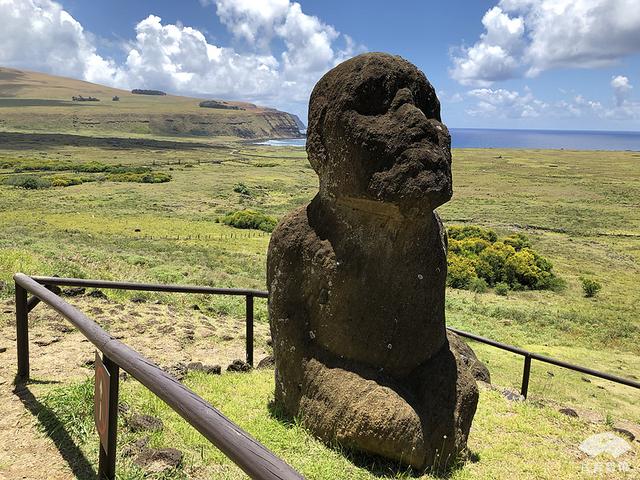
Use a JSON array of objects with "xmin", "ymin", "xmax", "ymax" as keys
[{"xmin": 307, "ymin": 52, "xmax": 452, "ymax": 214}]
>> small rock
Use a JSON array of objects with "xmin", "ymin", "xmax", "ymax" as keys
[
  {"xmin": 88, "ymin": 289, "xmax": 107, "ymax": 300},
  {"xmin": 187, "ymin": 362, "xmax": 221, "ymax": 375},
  {"xmin": 2, "ymin": 309, "xmax": 12, "ymax": 314},
  {"xmin": 190, "ymin": 304, "xmax": 200, "ymax": 311},
  {"xmin": 62, "ymin": 287, "xmax": 85, "ymax": 297},
  {"xmin": 0, "ymin": 347, "xmax": 7, "ymax": 354},
  {"xmin": 126, "ymin": 414, "xmax": 164, "ymax": 433},
  {"xmin": 168, "ymin": 362, "xmax": 188, "ymax": 381},
  {"xmin": 122, "ymin": 436, "xmax": 149, "ymax": 457},
  {"xmin": 227, "ymin": 359, "xmax": 252, "ymax": 373},
  {"xmin": 257, "ymin": 355, "xmax": 275, "ymax": 369},
  {"xmin": 52, "ymin": 323, "xmax": 74, "ymax": 333},
  {"xmin": 501, "ymin": 388, "xmax": 524, "ymax": 402},
  {"xmin": 134, "ymin": 447, "xmax": 183, "ymax": 474},
  {"xmin": 581, "ymin": 376, "xmax": 592, "ymax": 383},
  {"xmin": 34, "ymin": 337, "xmax": 60, "ymax": 347},
  {"xmin": 183, "ymin": 329, "xmax": 195, "ymax": 341},
  {"xmin": 558, "ymin": 407, "xmax": 579, "ymax": 418},
  {"xmin": 187, "ymin": 361, "xmax": 204, "ymax": 371},
  {"xmin": 131, "ymin": 296, "xmax": 146, "ymax": 303},
  {"xmin": 613, "ymin": 421, "xmax": 640, "ymax": 442},
  {"xmin": 118, "ymin": 402, "xmax": 131, "ymax": 414},
  {"xmin": 221, "ymin": 334, "xmax": 234, "ymax": 341}
]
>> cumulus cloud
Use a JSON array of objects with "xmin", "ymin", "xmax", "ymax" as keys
[
  {"xmin": 611, "ymin": 75, "xmax": 633, "ymax": 107},
  {"xmin": 0, "ymin": 0, "xmax": 361, "ymax": 116},
  {"xmin": 466, "ymin": 87, "xmax": 545, "ymax": 118},
  {"xmin": 0, "ymin": 0, "xmax": 123, "ymax": 84},
  {"xmin": 464, "ymin": 76, "xmax": 639, "ymax": 121},
  {"xmin": 450, "ymin": 7, "xmax": 525, "ymax": 86},
  {"xmin": 451, "ymin": 0, "xmax": 640, "ymax": 86}
]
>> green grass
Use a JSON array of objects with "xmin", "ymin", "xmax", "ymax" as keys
[
  {"xmin": 1, "ymin": 130, "xmax": 639, "ymax": 478},
  {"xmin": 36, "ymin": 371, "xmax": 639, "ymax": 480}
]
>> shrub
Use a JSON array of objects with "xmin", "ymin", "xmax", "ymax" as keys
[
  {"xmin": 448, "ymin": 225, "xmax": 498, "ymax": 243},
  {"xmin": 446, "ymin": 225, "xmax": 560, "ymax": 292},
  {"xmin": 582, "ymin": 278, "xmax": 602, "ymax": 298},
  {"xmin": 503, "ymin": 233, "xmax": 531, "ymax": 251},
  {"xmin": 469, "ymin": 277, "xmax": 489, "ymax": 293},
  {"xmin": 106, "ymin": 172, "xmax": 171, "ymax": 183},
  {"xmin": 221, "ymin": 210, "xmax": 277, "ymax": 233},
  {"xmin": 447, "ymin": 254, "xmax": 477, "ymax": 289},
  {"xmin": 494, "ymin": 282, "xmax": 510, "ymax": 296},
  {"xmin": 233, "ymin": 183, "xmax": 251, "ymax": 196},
  {"xmin": 5, "ymin": 175, "xmax": 51, "ymax": 189}
]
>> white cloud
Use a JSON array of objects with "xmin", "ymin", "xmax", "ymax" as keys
[
  {"xmin": 451, "ymin": 0, "xmax": 640, "ymax": 86},
  {"xmin": 611, "ymin": 75, "xmax": 633, "ymax": 107},
  {"xmin": 450, "ymin": 6, "xmax": 525, "ymax": 86},
  {"xmin": 0, "ymin": 0, "xmax": 362, "ymax": 117},
  {"xmin": 464, "ymin": 77, "xmax": 640, "ymax": 121},
  {"xmin": 0, "ymin": 0, "xmax": 123, "ymax": 84},
  {"xmin": 466, "ymin": 87, "xmax": 545, "ymax": 118}
]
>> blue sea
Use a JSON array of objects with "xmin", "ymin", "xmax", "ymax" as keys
[{"xmin": 258, "ymin": 128, "xmax": 640, "ymax": 151}]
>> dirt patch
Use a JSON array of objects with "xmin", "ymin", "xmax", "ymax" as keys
[{"xmin": 0, "ymin": 296, "xmax": 271, "ymax": 479}]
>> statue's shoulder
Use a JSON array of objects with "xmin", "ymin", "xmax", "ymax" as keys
[{"xmin": 268, "ymin": 204, "xmax": 315, "ymax": 259}]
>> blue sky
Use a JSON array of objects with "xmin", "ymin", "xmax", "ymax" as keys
[{"xmin": 2, "ymin": 0, "xmax": 640, "ymax": 130}]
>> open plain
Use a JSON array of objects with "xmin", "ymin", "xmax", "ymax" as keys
[{"xmin": 0, "ymin": 128, "xmax": 638, "ymax": 478}]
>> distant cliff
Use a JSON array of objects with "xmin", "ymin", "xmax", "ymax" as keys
[{"xmin": 0, "ymin": 67, "xmax": 305, "ymax": 140}]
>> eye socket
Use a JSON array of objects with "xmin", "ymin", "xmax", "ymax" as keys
[{"xmin": 353, "ymin": 78, "xmax": 390, "ymax": 116}]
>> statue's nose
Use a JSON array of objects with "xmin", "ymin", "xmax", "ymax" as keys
[{"xmin": 390, "ymin": 88, "xmax": 415, "ymax": 111}]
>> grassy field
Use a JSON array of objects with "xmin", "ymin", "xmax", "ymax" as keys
[
  {"xmin": 32, "ymin": 370, "xmax": 639, "ymax": 480},
  {"xmin": 0, "ymin": 129, "xmax": 638, "ymax": 478}
]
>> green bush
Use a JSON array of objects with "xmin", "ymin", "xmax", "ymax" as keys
[
  {"xmin": 5, "ymin": 174, "xmax": 51, "ymax": 189},
  {"xmin": 106, "ymin": 172, "xmax": 171, "ymax": 183},
  {"xmin": 221, "ymin": 210, "xmax": 277, "ymax": 233},
  {"xmin": 233, "ymin": 183, "xmax": 251, "ymax": 196},
  {"xmin": 494, "ymin": 282, "xmax": 510, "ymax": 296},
  {"xmin": 447, "ymin": 254, "xmax": 477, "ymax": 289},
  {"xmin": 582, "ymin": 278, "xmax": 602, "ymax": 298},
  {"xmin": 448, "ymin": 225, "xmax": 498, "ymax": 243},
  {"xmin": 469, "ymin": 277, "xmax": 489, "ymax": 293},
  {"xmin": 446, "ymin": 225, "xmax": 560, "ymax": 292}
]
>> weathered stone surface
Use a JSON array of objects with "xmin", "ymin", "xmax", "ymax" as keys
[
  {"xmin": 447, "ymin": 331, "xmax": 491, "ymax": 383},
  {"xmin": 613, "ymin": 421, "xmax": 640, "ymax": 442},
  {"xmin": 227, "ymin": 359, "xmax": 252, "ymax": 372},
  {"xmin": 267, "ymin": 52, "xmax": 477, "ymax": 470},
  {"xmin": 126, "ymin": 414, "xmax": 164, "ymax": 433},
  {"xmin": 134, "ymin": 447, "xmax": 183, "ymax": 473},
  {"xmin": 257, "ymin": 355, "xmax": 275, "ymax": 369}
]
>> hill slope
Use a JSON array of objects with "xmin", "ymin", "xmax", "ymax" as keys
[{"xmin": 0, "ymin": 67, "xmax": 304, "ymax": 139}]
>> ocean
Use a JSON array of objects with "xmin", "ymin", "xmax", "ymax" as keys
[{"xmin": 257, "ymin": 128, "xmax": 640, "ymax": 151}]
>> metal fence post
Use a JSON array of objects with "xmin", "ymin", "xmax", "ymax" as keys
[
  {"xmin": 16, "ymin": 283, "xmax": 29, "ymax": 380},
  {"xmin": 97, "ymin": 355, "xmax": 119, "ymax": 480},
  {"xmin": 521, "ymin": 355, "xmax": 532, "ymax": 399},
  {"xmin": 245, "ymin": 295, "xmax": 254, "ymax": 367}
]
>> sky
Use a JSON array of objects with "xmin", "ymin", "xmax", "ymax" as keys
[{"xmin": 1, "ymin": 0, "xmax": 640, "ymax": 131}]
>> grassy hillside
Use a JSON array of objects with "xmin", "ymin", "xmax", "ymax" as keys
[
  {"xmin": 0, "ymin": 67, "xmax": 304, "ymax": 139},
  {"xmin": 0, "ymin": 133, "xmax": 638, "ymax": 479}
]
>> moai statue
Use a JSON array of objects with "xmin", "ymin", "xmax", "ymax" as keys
[{"xmin": 267, "ymin": 52, "xmax": 478, "ymax": 470}]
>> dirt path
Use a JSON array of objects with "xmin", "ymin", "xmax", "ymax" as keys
[{"xmin": 0, "ymin": 295, "xmax": 271, "ymax": 480}]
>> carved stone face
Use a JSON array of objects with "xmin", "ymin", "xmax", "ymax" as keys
[{"xmin": 307, "ymin": 53, "xmax": 453, "ymax": 214}]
